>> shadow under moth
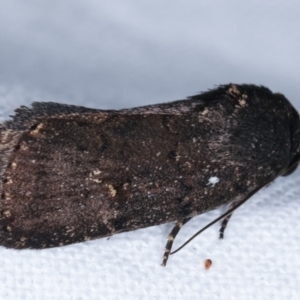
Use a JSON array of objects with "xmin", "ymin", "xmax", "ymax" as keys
[{"xmin": 0, "ymin": 84, "xmax": 299, "ymax": 266}]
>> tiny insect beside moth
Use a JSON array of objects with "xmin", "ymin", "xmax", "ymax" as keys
[
  {"xmin": 0, "ymin": 83, "xmax": 299, "ymax": 266},
  {"xmin": 204, "ymin": 259, "xmax": 212, "ymax": 270}
]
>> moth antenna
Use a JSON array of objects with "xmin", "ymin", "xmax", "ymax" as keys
[{"xmin": 170, "ymin": 185, "xmax": 264, "ymax": 255}]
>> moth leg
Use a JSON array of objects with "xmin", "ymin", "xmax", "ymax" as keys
[
  {"xmin": 161, "ymin": 217, "xmax": 192, "ymax": 266},
  {"xmin": 219, "ymin": 202, "xmax": 237, "ymax": 239}
]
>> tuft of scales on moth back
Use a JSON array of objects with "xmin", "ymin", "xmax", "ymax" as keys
[{"xmin": 0, "ymin": 84, "xmax": 299, "ymax": 266}]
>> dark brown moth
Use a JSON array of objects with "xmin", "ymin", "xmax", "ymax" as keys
[{"xmin": 0, "ymin": 84, "xmax": 299, "ymax": 266}]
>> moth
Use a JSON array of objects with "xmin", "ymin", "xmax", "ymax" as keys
[{"xmin": 0, "ymin": 84, "xmax": 299, "ymax": 266}]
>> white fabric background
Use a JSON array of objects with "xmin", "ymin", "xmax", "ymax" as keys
[{"xmin": 1, "ymin": 1, "xmax": 300, "ymax": 299}]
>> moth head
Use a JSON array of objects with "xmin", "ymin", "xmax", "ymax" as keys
[{"xmin": 282, "ymin": 162, "xmax": 298, "ymax": 176}]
